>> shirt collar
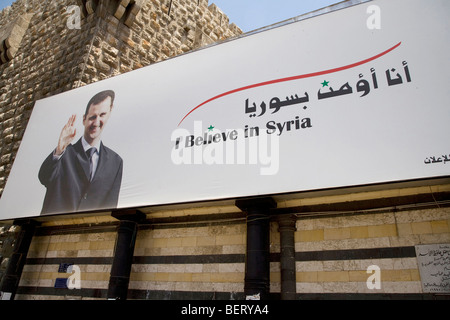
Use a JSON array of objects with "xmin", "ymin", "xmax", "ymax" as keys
[{"xmin": 81, "ymin": 136, "xmax": 101, "ymax": 153}]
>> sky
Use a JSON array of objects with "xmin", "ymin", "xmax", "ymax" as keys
[
  {"xmin": 0, "ymin": 0, "xmax": 343, "ymax": 32},
  {"xmin": 210, "ymin": 0, "xmax": 343, "ymax": 32},
  {"xmin": 0, "ymin": 0, "xmax": 13, "ymax": 10}
]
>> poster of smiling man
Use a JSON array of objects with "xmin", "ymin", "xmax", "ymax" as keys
[
  {"xmin": 0, "ymin": 0, "xmax": 449, "ymax": 221},
  {"xmin": 38, "ymin": 90, "xmax": 123, "ymax": 215}
]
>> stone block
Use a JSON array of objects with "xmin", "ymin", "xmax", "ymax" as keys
[
  {"xmin": 324, "ymin": 227, "xmax": 351, "ymax": 240},
  {"xmin": 295, "ymin": 229, "xmax": 324, "ymax": 242},
  {"xmin": 367, "ymin": 224, "xmax": 397, "ymax": 238},
  {"xmin": 411, "ymin": 221, "xmax": 433, "ymax": 235},
  {"xmin": 430, "ymin": 220, "xmax": 449, "ymax": 234}
]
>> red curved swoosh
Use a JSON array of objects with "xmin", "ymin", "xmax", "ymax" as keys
[{"xmin": 178, "ymin": 42, "xmax": 402, "ymax": 126}]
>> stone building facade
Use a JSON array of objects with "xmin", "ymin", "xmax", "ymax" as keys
[{"xmin": 0, "ymin": 0, "xmax": 449, "ymax": 301}]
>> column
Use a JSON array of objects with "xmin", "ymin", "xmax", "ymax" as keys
[
  {"xmin": 0, "ymin": 219, "xmax": 39, "ymax": 300},
  {"xmin": 107, "ymin": 210, "xmax": 145, "ymax": 300},
  {"xmin": 236, "ymin": 197, "xmax": 276, "ymax": 300},
  {"xmin": 277, "ymin": 214, "xmax": 297, "ymax": 300}
]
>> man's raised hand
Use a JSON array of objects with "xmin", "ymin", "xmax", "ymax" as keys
[{"xmin": 55, "ymin": 114, "xmax": 77, "ymax": 156}]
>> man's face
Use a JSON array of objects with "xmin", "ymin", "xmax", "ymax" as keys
[{"xmin": 83, "ymin": 97, "xmax": 112, "ymax": 145}]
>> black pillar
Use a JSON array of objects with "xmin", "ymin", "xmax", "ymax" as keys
[
  {"xmin": 277, "ymin": 214, "xmax": 297, "ymax": 300},
  {"xmin": 0, "ymin": 219, "xmax": 39, "ymax": 300},
  {"xmin": 107, "ymin": 210, "xmax": 145, "ymax": 300},
  {"xmin": 236, "ymin": 197, "xmax": 276, "ymax": 300}
]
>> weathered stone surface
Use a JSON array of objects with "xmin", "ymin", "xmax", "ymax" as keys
[{"xmin": 0, "ymin": 13, "xmax": 34, "ymax": 65}]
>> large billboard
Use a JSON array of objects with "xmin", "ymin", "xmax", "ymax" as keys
[{"xmin": 0, "ymin": 0, "xmax": 449, "ymax": 220}]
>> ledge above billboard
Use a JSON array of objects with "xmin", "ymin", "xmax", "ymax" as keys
[{"xmin": 1, "ymin": 0, "xmax": 449, "ymax": 220}]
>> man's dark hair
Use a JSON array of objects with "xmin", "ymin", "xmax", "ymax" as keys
[{"xmin": 85, "ymin": 90, "xmax": 115, "ymax": 116}]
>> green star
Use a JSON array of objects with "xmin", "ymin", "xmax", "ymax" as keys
[
  {"xmin": 321, "ymin": 80, "xmax": 330, "ymax": 87},
  {"xmin": 208, "ymin": 125, "xmax": 215, "ymax": 131}
]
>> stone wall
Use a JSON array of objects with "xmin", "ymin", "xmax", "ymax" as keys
[
  {"xmin": 17, "ymin": 218, "xmax": 248, "ymax": 299},
  {"xmin": 11, "ymin": 204, "xmax": 450, "ymax": 299},
  {"xmin": 291, "ymin": 207, "xmax": 450, "ymax": 295}
]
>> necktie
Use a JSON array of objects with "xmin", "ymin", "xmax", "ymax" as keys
[{"xmin": 86, "ymin": 147, "xmax": 97, "ymax": 181}]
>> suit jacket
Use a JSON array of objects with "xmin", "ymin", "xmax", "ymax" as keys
[{"xmin": 39, "ymin": 138, "xmax": 123, "ymax": 215}]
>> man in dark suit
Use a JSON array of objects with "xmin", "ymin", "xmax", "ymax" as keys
[{"xmin": 39, "ymin": 90, "xmax": 123, "ymax": 215}]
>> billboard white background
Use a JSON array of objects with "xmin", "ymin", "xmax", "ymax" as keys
[{"xmin": 0, "ymin": 0, "xmax": 449, "ymax": 220}]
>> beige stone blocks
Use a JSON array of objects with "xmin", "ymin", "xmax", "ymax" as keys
[
  {"xmin": 129, "ymin": 223, "xmax": 246, "ymax": 292},
  {"xmin": 134, "ymin": 223, "xmax": 246, "ymax": 256},
  {"xmin": 290, "ymin": 208, "xmax": 450, "ymax": 293},
  {"xmin": 13, "ymin": 206, "xmax": 450, "ymax": 298},
  {"xmin": 295, "ymin": 208, "xmax": 450, "ymax": 250},
  {"xmin": 293, "ymin": 256, "xmax": 422, "ymax": 294},
  {"xmin": 129, "ymin": 263, "xmax": 245, "ymax": 293},
  {"xmin": 19, "ymin": 264, "xmax": 111, "ymax": 289},
  {"xmin": 27, "ymin": 232, "xmax": 117, "ymax": 259}
]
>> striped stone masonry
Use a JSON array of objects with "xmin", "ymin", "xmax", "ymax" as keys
[{"xmin": 11, "ymin": 205, "xmax": 450, "ymax": 299}]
